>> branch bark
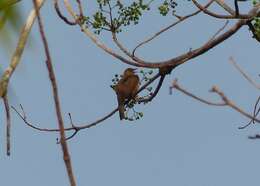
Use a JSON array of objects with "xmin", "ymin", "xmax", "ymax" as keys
[{"xmin": 33, "ymin": 0, "xmax": 76, "ymax": 185}]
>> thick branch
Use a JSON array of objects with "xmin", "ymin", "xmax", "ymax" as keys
[{"xmin": 62, "ymin": 0, "xmax": 259, "ymax": 69}]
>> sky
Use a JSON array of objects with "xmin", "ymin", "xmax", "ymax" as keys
[{"xmin": 1, "ymin": 1, "xmax": 260, "ymax": 186}]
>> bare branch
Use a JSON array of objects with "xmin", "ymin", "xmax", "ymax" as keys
[
  {"xmin": 138, "ymin": 75, "xmax": 166, "ymax": 103},
  {"xmin": 63, "ymin": 0, "xmax": 143, "ymax": 67},
  {"xmin": 12, "ymin": 104, "xmax": 117, "ymax": 132},
  {"xmin": 207, "ymin": 20, "xmax": 229, "ymax": 43},
  {"xmin": 133, "ymin": 0, "xmax": 215, "ymax": 57},
  {"xmin": 215, "ymin": 0, "xmax": 236, "ymax": 15},
  {"xmin": 211, "ymin": 86, "xmax": 260, "ymax": 123},
  {"xmin": 0, "ymin": 0, "xmax": 46, "ymax": 97},
  {"xmin": 234, "ymin": 0, "xmax": 239, "ymax": 16},
  {"xmin": 62, "ymin": 0, "xmax": 260, "ymax": 69},
  {"xmin": 32, "ymin": 0, "xmax": 76, "ymax": 185},
  {"xmin": 54, "ymin": 0, "xmax": 77, "ymax": 25},
  {"xmin": 238, "ymin": 96, "xmax": 260, "ymax": 129},
  {"xmin": 167, "ymin": 17, "xmax": 251, "ymax": 68},
  {"xmin": 3, "ymin": 95, "xmax": 11, "ymax": 156},
  {"xmin": 112, "ymin": 32, "xmax": 145, "ymax": 63},
  {"xmin": 248, "ymin": 134, "xmax": 260, "ymax": 139},
  {"xmin": 13, "ymin": 72, "xmax": 162, "ymax": 141},
  {"xmin": 171, "ymin": 79, "xmax": 260, "ymax": 125},
  {"xmin": 192, "ymin": 0, "xmax": 251, "ymax": 19},
  {"xmin": 229, "ymin": 57, "xmax": 260, "ymax": 89},
  {"xmin": 75, "ymin": 0, "xmax": 84, "ymax": 18},
  {"xmin": 12, "ymin": 105, "xmax": 58, "ymax": 132},
  {"xmin": 171, "ymin": 79, "xmax": 226, "ymax": 106}
]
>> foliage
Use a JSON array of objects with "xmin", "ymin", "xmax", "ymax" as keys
[
  {"xmin": 0, "ymin": 0, "xmax": 23, "ymax": 47},
  {"xmin": 252, "ymin": 0, "xmax": 260, "ymax": 39},
  {"xmin": 83, "ymin": 0, "xmax": 190, "ymax": 34},
  {"xmin": 158, "ymin": 0, "xmax": 178, "ymax": 16},
  {"xmin": 83, "ymin": 0, "xmax": 151, "ymax": 34}
]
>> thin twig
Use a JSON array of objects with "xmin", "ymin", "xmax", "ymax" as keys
[
  {"xmin": 76, "ymin": 0, "xmax": 84, "ymax": 18},
  {"xmin": 248, "ymin": 134, "xmax": 260, "ymax": 139},
  {"xmin": 171, "ymin": 79, "xmax": 226, "ymax": 106},
  {"xmin": 32, "ymin": 0, "xmax": 76, "ymax": 185},
  {"xmin": 133, "ymin": 0, "xmax": 215, "ymax": 57},
  {"xmin": 57, "ymin": 113, "xmax": 78, "ymax": 143},
  {"xmin": 12, "ymin": 105, "xmax": 55, "ymax": 131},
  {"xmin": 138, "ymin": 75, "xmax": 166, "ymax": 103},
  {"xmin": 12, "ymin": 104, "xmax": 117, "ymax": 132},
  {"xmin": 234, "ymin": 0, "xmax": 239, "ymax": 16},
  {"xmin": 229, "ymin": 57, "xmax": 260, "ymax": 89},
  {"xmin": 3, "ymin": 95, "xmax": 11, "ymax": 156},
  {"xmin": 171, "ymin": 79, "xmax": 260, "ymax": 124},
  {"xmin": 211, "ymin": 85, "xmax": 260, "ymax": 123},
  {"xmin": 206, "ymin": 20, "xmax": 229, "ymax": 44},
  {"xmin": 13, "ymin": 73, "xmax": 162, "ymax": 141},
  {"xmin": 238, "ymin": 96, "xmax": 260, "ymax": 129},
  {"xmin": 54, "ymin": 0, "xmax": 77, "ymax": 25}
]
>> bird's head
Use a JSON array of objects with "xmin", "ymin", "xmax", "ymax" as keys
[{"xmin": 124, "ymin": 68, "xmax": 137, "ymax": 76}]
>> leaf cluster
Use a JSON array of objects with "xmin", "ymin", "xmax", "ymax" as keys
[
  {"xmin": 251, "ymin": 0, "xmax": 260, "ymax": 40},
  {"xmin": 158, "ymin": 0, "xmax": 178, "ymax": 16},
  {"xmin": 82, "ymin": 0, "xmax": 205, "ymax": 34}
]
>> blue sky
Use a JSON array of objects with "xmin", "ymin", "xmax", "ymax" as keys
[{"xmin": 1, "ymin": 1, "xmax": 260, "ymax": 186}]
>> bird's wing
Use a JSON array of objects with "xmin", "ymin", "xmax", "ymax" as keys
[{"xmin": 126, "ymin": 75, "xmax": 139, "ymax": 95}]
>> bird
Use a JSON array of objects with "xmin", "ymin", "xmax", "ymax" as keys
[{"xmin": 114, "ymin": 68, "xmax": 140, "ymax": 120}]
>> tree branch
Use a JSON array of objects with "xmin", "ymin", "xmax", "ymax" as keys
[
  {"xmin": 13, "ymin": 72, "xmax": 162, "ymax": 141},
  {"xmin": 210, "ymin": 86, "xmax": 260, "ymax": 123},
  {"xmin": 171, "ymin": 79, "xmax": 260, "ymax": 124},
  {"xmin": 3, "ymin": 95, "xmax": 11, "ymax": 156},
  {"xmin": 215, "ymin": 0, "xmax": 236, "ymax": 15},
  {"xmin": 170, "ymin": 79, "xmax": 226, "ymax": 106},
  {"xmin": 62, "ymin": 0, "xmax": 260, "ymax": 69},
  {"xmin": 133, "ymin": 0, "xmax": 215, "ymax": 57},
  {"xmin": 32, "ymin": 0, "xmax": 76, "ymax": 185},
  {"xmin": 54, "ymin": 0, "xmax": 77, "ymax": 25},
  {"xmin": 191, "ymin": 0, "xmax": 251, "ymax": 19},
  {"xmin": 229, "ymin": 57, "xmax": 260, "ymax": 89},
  {"xmin": 0, "ymin": 0, "xmax": 46, "ymax": 97}
]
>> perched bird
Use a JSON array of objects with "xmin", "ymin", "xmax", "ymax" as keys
[{"xmin": 114, "ymin": 68, "xmax": 140, "ymax": 120}]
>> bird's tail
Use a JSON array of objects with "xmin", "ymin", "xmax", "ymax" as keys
[{"xmin": 117, "ymin": 95, "xmax": 125, "ymax": 120}]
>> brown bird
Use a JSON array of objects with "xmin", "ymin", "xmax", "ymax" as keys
[{"xmin": 114, "ymin": 68, "xmax": 140, "ymax": 120}]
